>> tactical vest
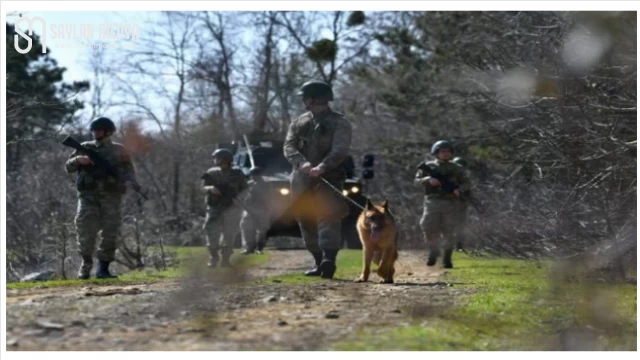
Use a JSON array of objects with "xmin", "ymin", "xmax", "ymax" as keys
[
  {"xmin": 76, "ymin": 142, "xmax": 124, "ymax": 194},
  {"xmin": 203, "ymin": 167, "xmax": 245, "ymax": 207},
  {"xmin": 418, "ymin": 161, "xmax": 460, "ymax": 198},
  {"xmin": 295, "ymin": 111, "xmax": 346, "ymax": 175}
]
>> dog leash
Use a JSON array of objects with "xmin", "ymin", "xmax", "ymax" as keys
[{"xmin": 319, "ymin": 177, "xmax": 366, "ymax": 211}]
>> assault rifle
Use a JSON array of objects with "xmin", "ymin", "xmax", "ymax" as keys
[
  {"xmin": 62, "ymin": 136, "xmax": 148, "ymax": 200},
  {"xmin": 418, "ymin": 163, "xmax": 483, "ymax": 213}
]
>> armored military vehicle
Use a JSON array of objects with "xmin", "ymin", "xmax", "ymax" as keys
[{"xmin": 220, "ymin": 134, "xmax": 374, "ymax": 249}]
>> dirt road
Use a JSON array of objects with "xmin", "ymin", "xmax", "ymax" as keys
[{"xmin": 6, "ymin": 250, "xmax": 468, "ymax": 350}]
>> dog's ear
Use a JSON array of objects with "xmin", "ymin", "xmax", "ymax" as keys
[
  {"xmin": 381, "ymin": 200, "xmax": 389, "ymax": 212},
  {"xmin": 365, "ymin": 198, "xmax": 373, "ymax": 210}
]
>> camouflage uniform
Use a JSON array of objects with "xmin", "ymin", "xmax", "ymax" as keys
[
  {"xmin": 239, "ymin": 178, "xmax": 271, "ymax": 252},
  {"xmin": 284, "ymin": 109, "xmax": 352, "ymax": 253},
  {"xmin": 201, "ymin": 166, "xmax": 247, "ymax": 265},
  {"xmin": 65, "ymin": 140, "xmax": 135, "ymax": 264},
  {"xmin": 414, "ymin": 160, "xmax": 470, "ymax": 253}
]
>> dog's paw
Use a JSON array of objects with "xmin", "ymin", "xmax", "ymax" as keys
[
  {"xmin": 380, "ymin": 279, "xmax": 394, "ymax": 284},
  {"xmin": 354, "ymin": 276, "xmax": 367, "ymax": 283}
]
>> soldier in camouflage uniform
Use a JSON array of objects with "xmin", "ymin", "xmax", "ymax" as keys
[
  {"xmin": 452, "ymin": 157, "xmax": 470, "ymax": 251},
  {"xmin": 201, "ymin": 148, "xmax": 247, "ymax": 268},
  {"xmin": 414, "ymin": 140, "xmax": 470, "ymax": 269},
  {"xmin": 65, "ymin": 117, "xmax": 136, "ymax": 279},
  {"xmin": 239, "ymin": 166, "xmax": 271, "ymax": 255},
  {"xmin": 284, "ymin": 80, "xmax": 352, "ymax": 279}
]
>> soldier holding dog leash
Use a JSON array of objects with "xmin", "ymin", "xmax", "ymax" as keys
[{"xmin": 284, "ymin": 80, "xmax": 352, "ymax": 280}]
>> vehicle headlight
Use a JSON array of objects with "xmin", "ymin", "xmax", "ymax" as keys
[
  {"xmin": 279, "ymin": 188, "xmax": 290, "ymax": 196},
  {"xmin": 350, "ymin": 186, "xmax": 360, "ymax": 194},
  {"xmin": 342, "ymin": 190, "xmax": 349, "ymax": 196}
]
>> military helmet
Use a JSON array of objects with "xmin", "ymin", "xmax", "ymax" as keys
[
  {"xmin": 297, "ymin": 80, "xmax": 333, "ymax": 101},
  {"xmin": 249, "ymin": 166, "xmax": 263, "ymax": 176},
  {"xmin": 452, "ymin": 157, "xmax": 467, "ymax": 167},
  {"xmin": 211, "ymin": 148, "xmax": 233, "ymax": 163},
  {"xmin": 431, "ymin": 140, "xmax": 453, "ymax": 155},
  {"xmin": 89, "ymin": 117, "xmax": 116, "ymax": 132}
]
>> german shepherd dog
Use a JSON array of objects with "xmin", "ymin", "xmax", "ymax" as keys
[{"xmin": 354, "ymin": 200, "xmax": 399, "ymax": 284}]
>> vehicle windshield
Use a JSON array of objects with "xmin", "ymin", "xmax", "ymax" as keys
[{"xmin": 244, "ymin": 147, "xmax": 292, "ymax": 173}]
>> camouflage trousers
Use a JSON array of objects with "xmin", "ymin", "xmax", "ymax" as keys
[
  {"xmin": 419, "ymin": 197, "xmax": 460, "ymax": 250},
  {"xmin": 291, "ymin": 171, "xmax": 349, "ymax": 252},
  {"xmin": 74, "ymin": 192, "xmax": 123, "ymax": 262},
  {"xmin": 204, "ymin": 205, "xmax": 241, "ymax": 258},
  {"xmin": 240, "ymin": 210, "xmax": 269, "ymax": 251}
]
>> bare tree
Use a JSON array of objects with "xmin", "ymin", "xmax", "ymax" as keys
[
  {"xmin": 193, "ymin": 11, "xmax": 241, "ymax": 139},
  {"xmin": 274, "ymin": 11, "xmax": 375, "ymax": 86},
  {"xmin": 113, "ymin": 11, "xmax": 199, "ymax": 215}
]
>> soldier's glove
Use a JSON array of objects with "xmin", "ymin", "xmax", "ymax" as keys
[{"xmin": 299, "ymin": 162, "xmax": 313, "ymax": 174}]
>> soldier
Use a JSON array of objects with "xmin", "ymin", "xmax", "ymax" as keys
[
  {"xmin": 414, "ymin": 140, "xmax": 470, "ymax": 269},
  {"xmin": 65, "ymin": 117, "xmax": 136, "ymax": 279},
  {"xmin": 201, "ymin": 148, "xmax": 247, "ymax": 268},
  {"xmin": 452, "ymin": 157, "xmax": 470, "ymax": 251},
  {"xmin": 284, "ymin": 80, "xmax": 352, "ymax": 279},
  {"xmin": 239, "ymin": 166, "xmax": 270, "ymax": 255}
]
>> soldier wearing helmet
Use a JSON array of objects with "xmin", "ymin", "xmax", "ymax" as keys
[
  {"xmin": 414, "ymin": 140, "xmax": 470, "ymax": 268},
  {"xmin": 64, "ymin": 117, "xmax": 137, "ymax": 279},
  {"xmin": 239, "ymin": 166, "xmax": 271, "ymax": 254},
  {"xmin": 201, "ymin": 148, "xmax": 247, "ymax": 268},
  {"xmin": 284, "ymin": 80, "xmax": 352, "ymax": 279}
]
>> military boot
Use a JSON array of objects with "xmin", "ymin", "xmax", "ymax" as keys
[
  {"xmin": 304, "ymin": 252, "xmax": 323, "ymax": 276},
  {"xmin": 96, "ymin": 261, "xmax": 118, "ymax": 279},
  {"xmin": 319, "ymin": 249, "xmax": 338, "ymax": 279},
  {"xmin": 256, "ymin": 240, "xmax": 266, "ymax": 254},
  {"xmin": 77, "ymin": 256, "xmax": 93, "ymax": 280},
  {"xmin": 443, "ymin": 249, "xmax": 454, "ymax": 269},
  {"xmin": 426, "ymin": 247, "xmax": 440, "ymax": 267},
  {"xmin": 208, "ymin": 254, "xmax": 219, "ymax": 268}
]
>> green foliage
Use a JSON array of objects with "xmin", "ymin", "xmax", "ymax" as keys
[
  {"xmin": 6, "ymin": 23, "xmax": 89, "ymax": 144},
  {"xmin": 305, "ymin": 38, "xmax": 338, "ymax": 63},
  {"xmin": 346, "ymin": 11, "xmax": 366, "ymax": 27},
  {"xmin": 264, "ymin": 249, "xmax": 362, "ymax": 285},
  {"xmin": 334, "ymin": 254, "xmax": 637, "ymax": 350},
  {"xmin": 6, "ymin": 247, "xmax": 271, "ymax": 289}
]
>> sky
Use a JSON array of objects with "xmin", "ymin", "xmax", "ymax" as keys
[
  {"xmin": 9, "ymin": 11, "xmax": 268, "ymax": 131},
  {"xmin": 8, "ymin": 10, "xmax": 339, "ymax": 131},
  {"xmin": 12, "ymin": 11, "xmax": 155, "ymax": 83}
]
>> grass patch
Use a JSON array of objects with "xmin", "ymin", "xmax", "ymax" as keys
[
  {"xmin": 7, "ymin": 247, "xmax": 270, "ymax": 290},
  {"xmin": 264, "ymin": 249, "xmax": 363, "ymax": 284},
  {"xmin": 334, "ymin": 253, "xmax": 637, "ymax": 350}
]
